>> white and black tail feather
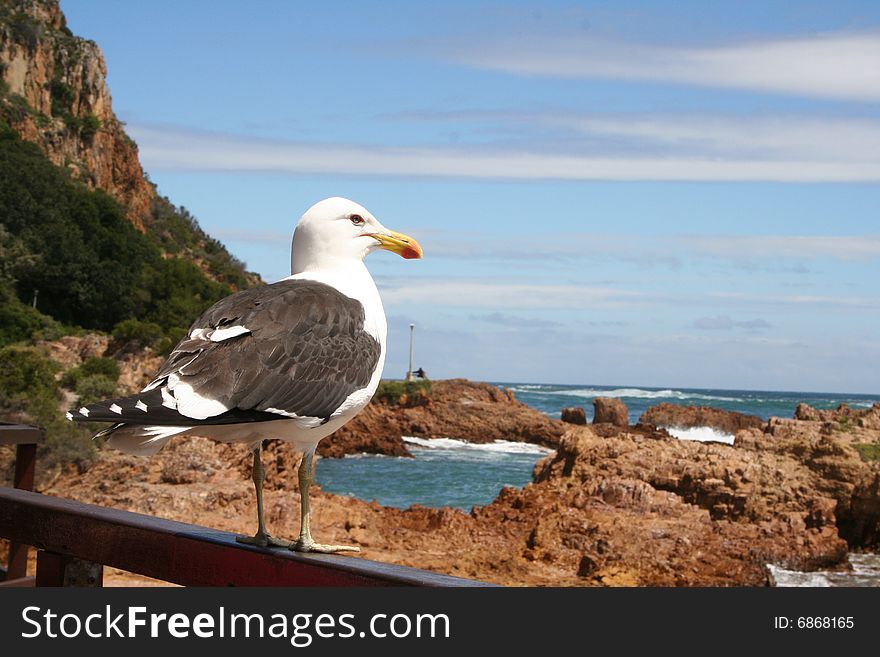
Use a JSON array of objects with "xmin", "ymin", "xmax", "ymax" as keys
[
  {"xmin": 103, "ymin": 424, "xmax": 192, "ymax": 457},
  {"xmin": 68, "ymin": 386, "xmax": 285, "ymax": 457},
  {"xmin": 67, "ymin": 386, "xmax": 282, "ymax": 426}
]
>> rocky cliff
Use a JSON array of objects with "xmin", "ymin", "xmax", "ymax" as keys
[{"xmin": 0, "ymin": 0, "xmax": 154, "ymax": 228}]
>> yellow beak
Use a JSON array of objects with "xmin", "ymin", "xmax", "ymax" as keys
[{"xmin": 370, "ymin": 229, "xmax": 423, "ymax": 259}]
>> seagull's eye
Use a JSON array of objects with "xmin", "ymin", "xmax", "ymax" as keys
[{"xmin": 349, "ymin": 214, "xmax": 365, "ymax": 226}]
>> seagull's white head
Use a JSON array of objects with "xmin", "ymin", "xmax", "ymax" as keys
[{"xmin": 291, "ymin": 197, "xmax": 422, "ymax": 274}]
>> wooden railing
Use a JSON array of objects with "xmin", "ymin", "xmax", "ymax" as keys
[
  {"xmin": 0, "ymin": 487, "xmax": 492, "ymax": 587},
  {"xmin": 0, "ymin": 422, "xmax": 42, "ymax": 586}
]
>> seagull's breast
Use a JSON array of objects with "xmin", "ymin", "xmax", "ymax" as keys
[
  {"xmin": 284, "ymin": 263, "xmax": 388, "ymax": 426},
  {"xmin": 285, "ymin": 264, "xmax": 387, "ymax": 350}
]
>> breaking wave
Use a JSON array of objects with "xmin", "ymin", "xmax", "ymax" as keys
[
  {"xmin": 402, "ymin": 436, "xmax": 552, "ymax": 455},
  {"xmin": 664, "ymin": 426, "xmax": 735, "ymax": 445},
  {"xmin": 768, "ymin": 554, "xmax": 880, "ymax": 587},
  {"xmin": 508, "ymin": 386, "xmax": 739, "ymax": 402}
]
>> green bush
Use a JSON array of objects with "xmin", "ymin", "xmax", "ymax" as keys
[
  {"xmin": 61, "ymin": 356, "xmax": 119, "ymax": 389},
  {"xmin": 112, "ymin": 318, "xmax": 163, "ymax": 347},
  {"xmin": 156, "ymin": 326, "xmax": 188, "ymax": 356},
  {"xmin": 0, "ymin": 287, "xmax": 63, "ymax": 347},
  {"xmin": 0, "ymin": 345, "xmax": 96, "ymax": 471},
  {"xmin": 374, "ymin": 379, "xmax": 432, "ymax": 406},
  {"xmin": 35, "ymin": 400, "xmax": 97, "ymax": 472},
  {"xmin": 9, "ymin": 12, "xmax": 41, "ymax": 52},
  {"xmin": 0, "ymin": 345, "xmax": 58, "ymax": 403},
  {"xmin": 80, "ymin": 114, "xmax": 100, "ymax": 141},
  {"xmin": 853, "ymin": 443, "xmax": 880, "ymax": 462},
  {"xmin": 74, "ymin": 374, "xmax": 117, "ymax": 405},
  {"xmin": 80, "ymin": 356, "xmax": 119, "ymax": 380},
  {"xmin": 49, "ymin": 79, "xmax": 74, "ymax": 116}
]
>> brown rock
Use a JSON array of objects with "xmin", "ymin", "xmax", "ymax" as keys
[
  {"xmin": 561, "ymin": 407, "xmax": 587, "ymax": 425},
  {"xmin": 639, "ymin": 403, "xmax": 763, "ymax": 435},
  {"xmin": 593, "ymin": 397, "xmax": 628, "ymax": 427},
  {"xmin": 793, "ymin": 403, "xmax": 880, "ymax": 431},
  {"xmin": 35, "ymin": 400, "xmax": 880, "ymax": 587},
  {"xmin": 319, "ymin": 379, "xmax": 566, "ymax": 457}
]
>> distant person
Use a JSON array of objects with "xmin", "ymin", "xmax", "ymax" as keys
[{"xmin": 415, "ymin": 367, "xmax": 427, "ymax": 379}]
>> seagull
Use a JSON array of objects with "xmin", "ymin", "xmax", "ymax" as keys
[{"xmin": 68, "ymin": 197, "xmax": 422, "ymax": 553}]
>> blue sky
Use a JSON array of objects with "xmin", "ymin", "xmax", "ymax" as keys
[{"xmin": 61, "ymin": 1, "xmax": 880, "ymax": 393}]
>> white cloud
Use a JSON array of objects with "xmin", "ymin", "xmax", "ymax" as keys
[
  {"xmin": 679, "ymin": 235, "xmax": 880, "ymax": 262},
  {"xmin": 440, "ymin": 30, "xmax": 880, "ymax": 101},
  {"xmin": 376, "ymin": 277, "xmax": 880, "ymax": 312},
  {"xmin": 379, "ymin": 279, "xmax": 645, "ymax": 309},
  {"xmin": 130, "ymin": 123, "xmax": 880, "ymax": 183},
  {"xmin": 541, "ymin": 114, "xmax": 880, "ymax": 163},
  {"xmin": 693, "ymin": 315, "xmax": 772, "ymax": 331},
  {"xmin": 410, "ymin": 231, "xmax": 880, "ymax": 265},
  {"xmin": 470, "ymin": 312, "xmax": 561, "ymax": 328}
]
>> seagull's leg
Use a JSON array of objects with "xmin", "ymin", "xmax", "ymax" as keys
[
  {"xmin": 291, "ymin": 449, "xmax": 360, "ymax": 554},
  {"xmin": 236, "ymin": 442, "xmax": 291, "ymax": 548}
]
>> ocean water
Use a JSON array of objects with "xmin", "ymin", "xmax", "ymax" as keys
[
  {"xmin": 768, "ymin": 554, "xmax": 880, "ymax": 587},
  {"xmin": 315, "ymin": 383, "xmax": 879, "ymax": 586},
  {"xmin": 501, "ymin": 383, "xmax": 879, "ymax": 428},
  {"xmin": 317, "ymin": 437, "xmax": 552, "ymax": 510},
  {"xmin": 316, "ymin": 383, "xmax": 879, "ymax": 508}
]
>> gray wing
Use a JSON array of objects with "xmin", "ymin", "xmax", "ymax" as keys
[{"xmin": 70, "ymin": 279, "xmax": 382, "ymax": 426}]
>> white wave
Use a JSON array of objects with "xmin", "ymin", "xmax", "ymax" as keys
[
  {"xmin": 665, "ymin": 426, "xmax": 735, "ymax": 444},
  {"xmin": 768, "ymin": 554, "xmax": 880, "ymax": 587},
  {"xmin": 402, "ymin": 436, "xmax": 553, "ymax": 454},
  {"xmin": 510, "ymin": 386, "xmax": 738, "ymax": 402},
  {"xmin": 767, "ymin": 564, "xmax": 832, "ymax": 587}
]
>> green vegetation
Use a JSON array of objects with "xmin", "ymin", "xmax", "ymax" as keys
[
  {"xmin": 49, "ymin": 78, "xmax": 74, "ymax": 116},
  {"xmin": 0, "ymin": 345, "xmax": 96, "ymax": 471},
  {"xmin": 0, "ymin": 6, "xmax": 259, "ymax": 475},
  {"xmin": 836, "ymin": 416, "xmax": 855, "ymax": 433},
  {"xmin": 7, "ymin": 11, "xmax": 41, "ymax": 52},
  {"xmin": 80, "ymin": 113, "xmax": 100, "ymax": 140},
  {"xmin": 150, "ymin": 195, "xmax": 252, "ymax": 290},
  {"xmin": 61, "ymin": 356, "xmax": 119, "ymax": 388},
  {"xmin": 374, "ymin": 379, "xmax": 432, "ymax": 406},
  {"xmin": 853, "ymin": 443, "xmax": 880, "ymax": 462},
  {"xmin": 0, "ymin": 118, "xmax": 254, "ymax": 472},
  {"xmin": 0, "ymin": 119, "xmax": 236, "ymax": 333},
  {"xmin": 111, "ymin": 318, "xmax": 164, "ymax": 347}
]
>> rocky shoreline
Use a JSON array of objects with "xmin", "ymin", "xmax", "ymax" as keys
[
  {"xmin": 3, "ymin": 372, "xmax": 878, "ymax": 586},
  {"xmin": 318, "ymin": 379, "xmax": 566, "ymax": 458}
]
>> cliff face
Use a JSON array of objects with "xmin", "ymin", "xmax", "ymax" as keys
[{"xmin": 0, "ymin": 0, "xmax": 153, "ymax": 228}]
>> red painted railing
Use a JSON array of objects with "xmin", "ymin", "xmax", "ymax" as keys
[
  {"xmin": 0, "ymin": 486, "xmax": 492, "ymax": 587},
  {"xmin": 0, "ymin": 422, "xmax": 42, "ymax": 586}
]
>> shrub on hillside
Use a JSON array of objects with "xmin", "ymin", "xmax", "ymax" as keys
[
  {"xmin": 112, "ymin": 318, "xmax": 163, "ymax": 347},
  {"xmin": 61, "ymin": 356, "xmax": 120, "ymax": 390},
  {"xmin": 374, "ymin": 379, "xmax": 432, "ymax": 407}
]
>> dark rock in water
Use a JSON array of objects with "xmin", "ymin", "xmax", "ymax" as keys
[
  {"xmin": 639, "ymin": 403, "xmax": 763, "ymax": 435},
  {"xmin": 593, "ymin": 397, "xmax": 628, "ymax": 427},
  {"xmin": 561, "ymin": 407, "xmax": 587, "ymax": 425}
]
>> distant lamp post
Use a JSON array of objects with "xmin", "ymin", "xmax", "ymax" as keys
[
  {"xmin": 31, "ymin": 289, "xmax": 39, "ymax": 310},
  {"xmin": 406, "ymin": 323, "xmax": 415, "ymax": 381}
]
